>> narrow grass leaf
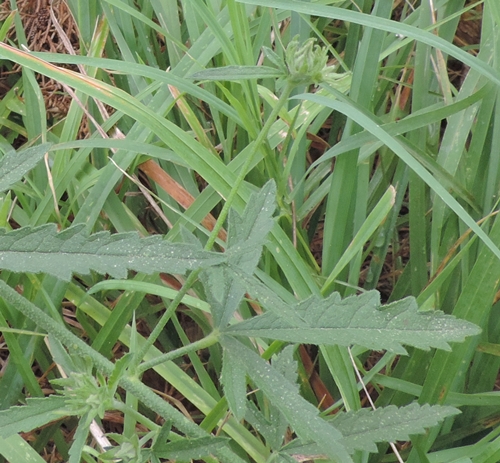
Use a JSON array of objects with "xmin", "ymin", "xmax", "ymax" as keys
[
  {"xmin": 190, "ymin": 65, "xmax": 284, "ymax": 81},
  {"xmin": 237, "ymin": 0, "xmax": 500, "ymax": 88},
  {"xmin": 225, "ymin": 291, "xmax": 481, "ymax": 354},
  {"xmin": 221, "ymin": 336, "xmax": 353, "ymax": 463},
  {"xmin": 51, "ymin": 139, "xmax": 185, "ymax": 166},
  {"xmin": 476, "ymin": 342, "xmax": 500, "ymax": 357},
  {"xmin": 0, "ymin": 11, "xmax": 15, "ymax": 41},
  {"xmin": 0, "ymin": 44, "xmax": 318, "ymax": 298},
  {"xmin": 0, "ymin": 396, "xmax": 69, "ymax": 437},
  {"xmin": 0, "ymin": 281, "xmax": 255, "ymax": 463},
  {"xmin": 89, "ymin": 280, "xmax": 210, "ymax": 312},
  {"xmin": 0, "ymin": 434, "xmax": 48, "ymax": 463},
  {"xmin": 309, "ymin": 84, "xmax": 490, "ymax": 170},
  {"xmin": 101, "ymin": 0, "xmax": 184, "ymax": 48},
  {"xmin": 322, "ymin": 186, "xmax": 395, "ymax": 294},
  {"xmin": 299, "ymin": 89, "xmax": 500, "ymax": 264},
  {"xmin": 33, "ymin": 53, "xmax": 242, "ymax": 125},
  {"xmin": 0, "ymin": 143, "xmax": 51, "ymax": 192},
  {"xmin": 0, "ymin": 224, "xmax": 226, "ymax": 280}
]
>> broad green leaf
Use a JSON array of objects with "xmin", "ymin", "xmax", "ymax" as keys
[
  {"xmin": 225, "ymin": 291, "xmax": 481, "ymax": 354},
  {"xmin": 0, "ymin": 396, "xmax": 69, "ymax": 437},
  {"xmin": 226, "ymin": 268, "xmax": 308, "ymax": 327},
  {"xmin": 221, "ymin": 336, "xmax": 353, "ymax": 463},
  {"xmin": 262, "ymin": 46, "xmax": 287, "ymax": 74},
  {"xmin": 151, "ymin": 420, "xmax": 172, "ymax": 453},
  {"xmin": 268, "ymin": 454, "xmax": 298, "ymax": 463},
  {"xmin": 245, "ymin": 401, "xmax": 288, "ymax": 452},
  {"xmin": 0, "ymin": 224, "xmax": 226, "ymax": 280},
  {"xmin": 336, "ymin": 403, "xmax": 460, "ymax": 453},
  {"xmin": 272, "ymin": 345, "xmax": 299, "ymax": 390},
  {"xmin": 244, "ymin": 346, "xmax": 298, "ymax": 450},
  {"xmin": 0, "ymin": 43, "xmax": 319, "ymax": 299},
  {"xmin": 284, "ymin": 403, "xmax": 460, "ymax": 455},
  {"xmin": 108, "ymin": 353, "xmax": 134, "ymax": 393},
  {"xmin": 202, "ymin": 180, "xmax": 277, "ymax": 327},
  {"xmin": 221, "ymin": 347, "xmax": 247, "ymax": 421},
  {"xmin": 98, "ymin": 437, "xmax": 144, "ymax": 462},
  {"xmin": 154, "ymin": 436, "xmax": 229, "ymax": 459},
  {"xmin": 0, "ymin": 281, "xmax": 250, "ymax": 463},
  {"xmin": 0, "ymin": 143, "xmax": 51, "ymax": 193},
  {"xmin": 190, "ymin": 65, "xmax": 283, "ymax": 81},
  {"xmin": 226, "ymin": 180, "xmax": 277, "ymax": 250}
]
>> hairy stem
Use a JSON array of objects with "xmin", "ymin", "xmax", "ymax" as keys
[{"xmin": 0, "ymin": 280, "xmax": 247, "ymax": 463}]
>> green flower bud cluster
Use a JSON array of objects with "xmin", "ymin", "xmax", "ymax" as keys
[
  {"xmin": 283, "ymin": 36, "xmax": 351, "ymax": 90},
  {"xmin": 52, "ymin": 369, "xmax": 114, "ymax": 419},
  {"xmin": 285, "ymin": 37, "xmax": 329, "ymax": 85}
]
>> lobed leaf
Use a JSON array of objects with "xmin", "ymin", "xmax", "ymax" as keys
[
  {"xmin": 271, "ymin": 454, "xmax": 298, "ymax": 463},
  {"xmin": 283, "ymin": 403, "xmax": 460, "ymax": 455},
  {"xmin": 220, "ymin": 336, "xmax": 353, "ymax": 463},
  {"xmin": 225, "ymin": 290, "xmax": 481, "ymax": 354},
  {"xmin": 0, "ymin": 396, "xmax": 70, "ymax": 438},
  {"xmin": 221, "ymin": 347, "xmax": 247, "ymax": 421},
  {"xmin": 0, "ymin": 143, "xmax": 51, "ymax": 193},
  {"xmin": 68, "ymin": 414, "xmax": 93, "ymax": 463},
  {"xmin": 243, "ymin": 346, "xmax": 298, "ymax": 450},
  {"xmin": 202, "ymin": 180, "xmax": 277, "ymax": 327},
  {"xmin": 335, "ymin": 403, "xmax": 460, "ymax": 453},
  {"xmin": 226, "ymin": 180, "xmax": 277, "ymax": 251},
  {"xmin": 154, "ymin": 436, "xmax": 229, "ymax": 459},
  {"xmin": 0, "ymin": 224, "xmax": 226, "ymax": 280}
]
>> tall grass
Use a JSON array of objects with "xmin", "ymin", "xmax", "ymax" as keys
[{"xmin": 0, "ymin": 0, "xmax": 499, "ymax": 462}]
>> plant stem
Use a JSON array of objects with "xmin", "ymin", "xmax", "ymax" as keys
[
  {"xmin": 138, "ymin": 329, "xmax": 220, "ymax": 373},
  {"xmin": 132, "ymin": 270, "xmax": 199, "ymax": 368},
  {"xmin": 0, "ymin": 279, "xmax": 247, "ymax": 463},
  {"xmin": 133, "ymin": 82, "xmax": 295, "ymax": 367},
  {"xmin": 205, "ymin": 82, "xmax": 295, "ymax": 250}
]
